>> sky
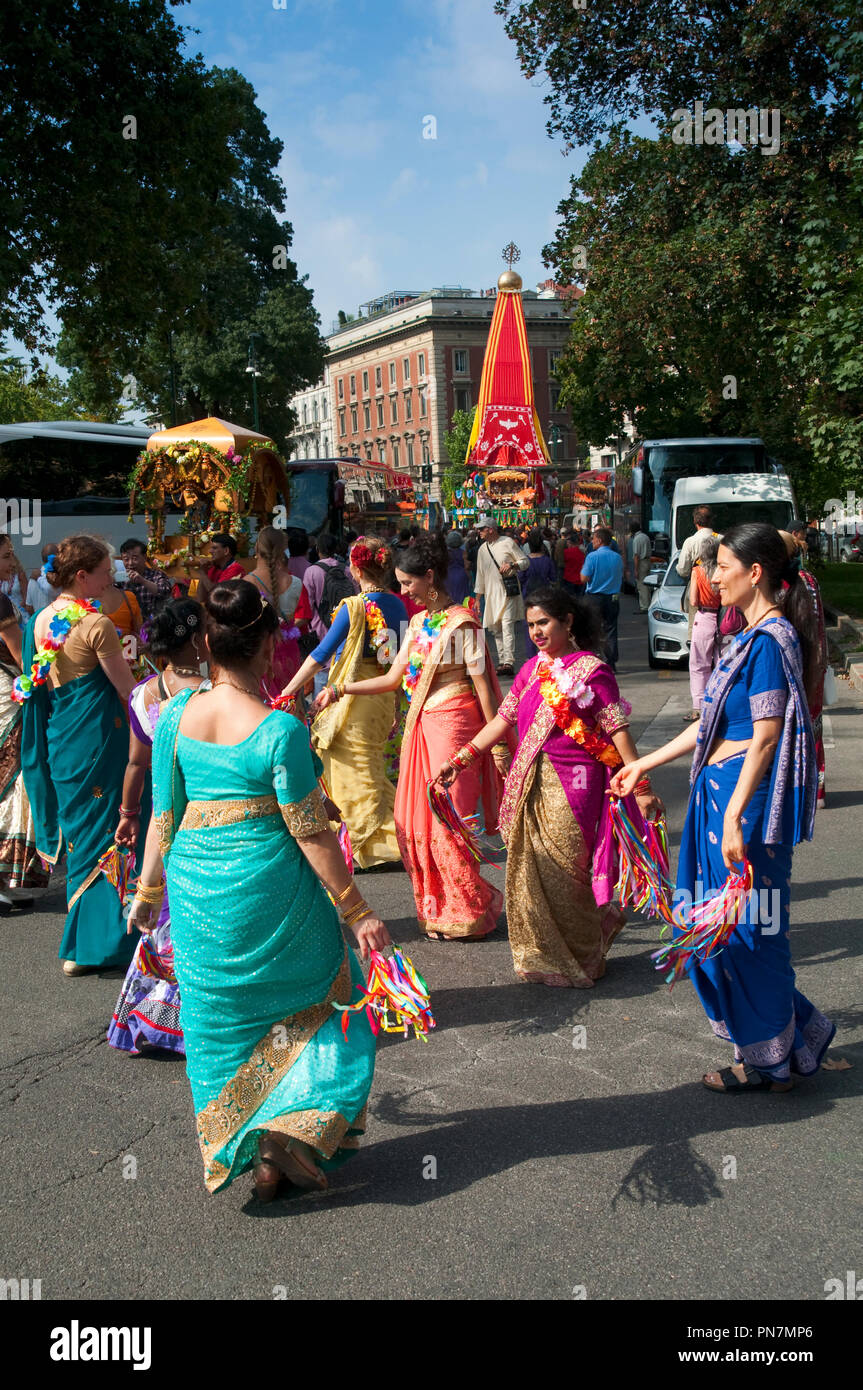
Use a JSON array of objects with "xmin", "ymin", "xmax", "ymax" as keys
[{"xmin": 179, "ymin": 0, "xmax": 586, "ymax": 335}]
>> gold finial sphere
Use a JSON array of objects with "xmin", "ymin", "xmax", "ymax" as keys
[{"xmin": 498, "ymin": 269, "xmax": 523, "ymax": 291}]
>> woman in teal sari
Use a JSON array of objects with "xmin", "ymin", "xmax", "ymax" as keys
[
  {"xmin": 129, "ymin": 580, "xmax": 390, "ymax": 1200},
  {"xmin": 19, "ymin": 535, "xmax": 140, "ymax": 974}
]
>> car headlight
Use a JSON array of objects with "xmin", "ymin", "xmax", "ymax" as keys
[{"xmin": 653, "ymin": 609, "xmax": 687, "ymax": 624}]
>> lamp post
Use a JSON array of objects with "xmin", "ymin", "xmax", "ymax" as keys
[
  {"xmin": 549, "ymin": 424, "xmax": 562, "ymax": 463},
  {"xmin": 245, "ymin": 333, "xmax": 262, "ymax": 432}
]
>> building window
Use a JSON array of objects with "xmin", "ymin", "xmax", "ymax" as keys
[
  {"xmin": 391, "ymin": 397, "xmax": 398, "ymax": 425},
  {"xmin": 421, "ymin": 440, "xmax": 430, "ymax": 466},
  {"xmin": 350, "ymin": 405, "xmax": 358, "ymax": 433},
  {"xmin": 549, "ymin": 348, "xmax": 563, "ymax": 375},
  {"xmin": 389, "ymin": 361, "xmax": 396, "ymax": 386},
  {"xmin": 338, "ymin": 409, "xmax": 346, "ymax": 437},
  {"xmin": 455, "ymin": 387, "xmax": 470, "ymax": 413},
  {"xmin": 405, "ymin": 393, "xmax": 412, "ymax": 422},
  {"xmin": 322, "ymin": 435, "xmax": 329, "ymax": 454},
  {"xmin": 419, "ymin": 388, "xmax": 427, "ymax": 418},
  {"xmin": 365, "ymin": 444, "xmax": 373, "ymax": 460},
  {"xmin": 322, "ymin": 397, "xmax": 328, "ymax": 418},
  {"xmin": 363, "ymin": 404, "xmax": 371, "ymax": 430},
  {"xmin": 302, "ymin": 403, "xmax": 308, "ymax": 424},
  {"xmin": 362, "ymin": 369, "xmax": 369, "ymax": 395},
  {"xmin": 376, "ymin": 401, "xmax": 384, "ymax": 427},
  {"xmin": 338, "ymin": 378, "xmax": 344, "ymax": 400},
  {"xmin": 392, "ymin": 440, "xmax": 400, "ymax": 470},
  {"xmin": 453, "ymin": 349, "xmax": 468, "ymax": 374},
  {"xmin": 406, "ymin": 440, "xmax": 415, "ymax": 469},
  {"xmin": 313, "ymin": 400, "xmax": 319, "ymax": 422},
  {"xmin": 601, "ymin": 453, "xmax": 616, "ymax": 468},
  {"xmin": 549, "ymin": 384, "xmax": 561, "ymax": 411},
  {"xmin": 350, "ymin": 375, "xmax": 356, "ymax": 398},
  {"xmin": 418, "ymin": 352, "xmax": 426, "ymax": 377},
  {"xmin": 403, "ymin": 357, "xmax": 411, "ymax": 382},
  {"xmin": 375, "ymin": 365, "xmax": 382, "ymax": 390},
  {"xmin": 378, "ymin": 443, "xmax": 387, "ymax": 464}
]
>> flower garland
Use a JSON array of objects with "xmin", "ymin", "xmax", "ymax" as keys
[
  {"xmin": 538, "ymin": 655, "xmax": 629, "ymax": 769},
  {"xmin": 402, "ymin": 610, "xmax": 449, "ymax": 700},
  {"xmin": 363, "ymin": 595, "xmax": 395, "ymax": 665},
  {"xmin": 12, "ymin": 599, "xmax": 102, "ymax": 703}
]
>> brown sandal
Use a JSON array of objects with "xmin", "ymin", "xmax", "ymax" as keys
[{"xmin": 257, "ymin": 1133, "xmax": 328, "ymax": 1193}]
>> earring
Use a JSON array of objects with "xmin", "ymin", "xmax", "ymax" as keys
[{"xmin": 428, "ymin": 586, "xmax": 438, "ymax": 604}]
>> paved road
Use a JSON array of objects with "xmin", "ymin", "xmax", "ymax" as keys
[{"xmin": 2, "ymin": 603, "xmax": 861, "ymax": 1301}]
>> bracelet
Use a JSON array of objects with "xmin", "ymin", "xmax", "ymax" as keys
[
  {"xmin": 327, "ymin": 682, "xmax": 345, "ymax": 702},
  {"xmin": 342, "ymin": 900, "xmax": 372, "ymax": 927},
  {"xmin": 334, "ymin": 882, "xmax": 355, "ymax": 905},
  {"xmin": 119, "ymin": 806, "xmax": 141, "ymax": 817},
  {"xmin": 135, "ymin": 882, "xmax": 165, "ymax": 904},
  {"xmin": 635, "ymin": 778, "xmax": 652, "ymax": 794},
  {"xmin": 451, "ymin": 741, "xmax": 479, "ymax": 769}
]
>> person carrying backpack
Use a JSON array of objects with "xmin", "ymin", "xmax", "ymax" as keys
[{"xmin": 302, "ymin": 533, "xmax": 358, "ymax": 692}]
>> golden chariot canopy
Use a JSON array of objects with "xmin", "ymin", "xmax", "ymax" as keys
[{"xmin": 128, "ymin": 416, "xmax": 289, "ymax": 576}]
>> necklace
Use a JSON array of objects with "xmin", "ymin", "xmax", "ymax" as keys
[
  {"xmin": 212, "ymin": 677, "xmax": 262, "ymax": 700},
  {"xmin": 168, "ymin": 662, "xmax": 201, "ymax": 678},
  {"xmin": 742, "ymin": 604, "xmax": 781, "ymax": 634}
]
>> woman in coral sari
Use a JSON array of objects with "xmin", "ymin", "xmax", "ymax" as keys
[
  {"xmin": 313, "ymin": 533, "xmax": 513, "ymax": 940},
  {"xmin": 435, "ymin": 588, "xmax": 662, "ymax": 985}
]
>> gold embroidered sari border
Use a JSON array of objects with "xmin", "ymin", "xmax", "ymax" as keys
[
  {"xmin": 196, "ymin": 946, "xmax": 352, "ymax": 1188},
  {"xmin": 180, "ymin": 795, "xmax": 279, "ymax": 830}
]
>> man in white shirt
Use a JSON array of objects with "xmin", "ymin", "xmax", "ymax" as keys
[
  {"xmin": 26, "ymin": 543, "xmax": 59, "ymax": 614},
  {"xmin": 676, "ymin": 506, "xmax": 720, "ymax": 578},
  {"xmin": 474, "ymin": 517, "xmax": 529, "ymax": 675},
  {"xmin": 629, "ymin": 523, "xmax": 652, "ymax": 613}
]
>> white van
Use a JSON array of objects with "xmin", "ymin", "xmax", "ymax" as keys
[{"xmin": 670, "ymin": 473, "xmax": 796, "ymax": 552}]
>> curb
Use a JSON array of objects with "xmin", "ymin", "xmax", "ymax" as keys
[{"xmin": 823, "ymin": 602, "xmax": 863, "ymax": 693}]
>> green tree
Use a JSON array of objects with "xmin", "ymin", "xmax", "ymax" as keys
[
  {"xmin": 0, "ymin": 356, "xmax": 88, "ymax": 424},
  {"xmin": 496, "ymin": 0, "xmax": 863, "ymax": 509},
  {"xmin": 55, "ymin": 69, "xmax": 325, "ymax": 447},
  {"xmin": 441, "ymin": 407, "xmax": 476, "ymax": 507}
]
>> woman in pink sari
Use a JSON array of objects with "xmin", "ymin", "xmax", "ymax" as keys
[
  {"xmin": 435, "ymin": 588, "xmax": 662, "ymax": 985},
  {"xmin": 313, "ymin": 533, "xmax": 514, "ymax": 940}
]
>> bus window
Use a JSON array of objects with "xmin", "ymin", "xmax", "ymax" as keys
[{"xmin": 283, "ymin": 471, "xmax": 331, "ymax": 534}]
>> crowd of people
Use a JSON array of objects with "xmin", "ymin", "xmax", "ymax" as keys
[{"xmin": 0, "ymin": 512, "xmax": 837, "ymax": 1200}]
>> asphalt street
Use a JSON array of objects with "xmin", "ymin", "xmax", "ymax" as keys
[{"xmin": 2, "ymin": 601, "xmax": 861, "ymax": 1301}]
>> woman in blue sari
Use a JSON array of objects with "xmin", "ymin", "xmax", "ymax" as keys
[
  {"xmin": 613, "ymin": 524, "xmax": 834, "ymax": 1092},
  {"xmin": 19, "ymin": 536, "xmax": 139, "ymax": 975},
  {"xmin": 128, "ymin": 580, "xmax": 390, "ymax": 1200}
]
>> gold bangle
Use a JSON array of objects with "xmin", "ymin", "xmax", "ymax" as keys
[
  {"xmin": 334, "ymin": 882, "xmax": 355, "ymax": 905},
  {"xmin": 342, "ymin": 901, "xmax": 372, "ymax": 927},
  {"xmin": 135, "ymin": 883, "xmax": 165, "ymax": 904}
]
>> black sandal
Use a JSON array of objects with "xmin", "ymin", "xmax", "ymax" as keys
[{"xmin": 703, "ymin": 1063, "xmax": 791, "ymax": 1093}]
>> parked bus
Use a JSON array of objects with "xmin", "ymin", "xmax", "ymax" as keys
[
  {"xmin": 623, "ymin": 436, "xmax": 777, "ymax": 554},
  {"xmin": 282, "ymin": 458, "xmax": 415, "ymax": 538}
]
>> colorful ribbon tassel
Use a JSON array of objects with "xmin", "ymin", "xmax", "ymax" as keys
[
  {"xmin": 426, "ymin": 780, "xmax": 504, "ymax": 866},
  {"xmin": 134, "ymin": 933, "xmax": 177, "ymax": 985},
  {"xmin": 333, "ymin": 947, "xmax": 436, "ymax": 1041},
  {"xmin": 652, "ymin": 860, "xmax": 754, "ymax": 988},
  {"xmin": 96, "ymin": 845, "xmax": 136, "ymax": 903},
  {"xmin": 608, "ymin": 796, "xmax": 674, "ymax": 925}
]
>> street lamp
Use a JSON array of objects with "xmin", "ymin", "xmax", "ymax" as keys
[
  {"xmin": 245, "ymin": 333, "xmax": 262, "ymax": 432},
  {"xmin": 549, "ymin": 424, "xmax": 562, "ymax": 463}
]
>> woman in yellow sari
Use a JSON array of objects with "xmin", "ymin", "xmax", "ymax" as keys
[
  {"xmin": 313, "ymin": 533, "xmax": 514, "ymax": 939},
  {"xmin": 280, "ymin": 537, "xmax": 406, "ymax": 868}
]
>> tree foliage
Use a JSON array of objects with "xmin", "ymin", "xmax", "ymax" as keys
[
  {"xmin": 442, "ymin": 407, "xmax": 476, "ymax": 506},
  {"xmin": 2, "ymin": 2, "xmax": 325, "ymax": 446},
  {"xmin": 496, "ymin": 0, "xmax": 863, "ymax": 512}
]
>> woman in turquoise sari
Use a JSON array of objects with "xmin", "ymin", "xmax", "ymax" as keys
[
  {"xmin": 19, "ymin": 535, "xmax": 139, "ymax": 974},
  {"xmin": 129, "ymin": 580, "xmax": 390, "ymax": 1200}
]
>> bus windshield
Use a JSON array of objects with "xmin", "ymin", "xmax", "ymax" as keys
[{"xmin": 646, "ymin": 442, "xmax": 768, "ymax": 535}]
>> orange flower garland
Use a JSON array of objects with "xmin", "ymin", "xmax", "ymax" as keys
[{"xmin": 538, "ymin": 660, "xmax": 623, "ymax": 768}]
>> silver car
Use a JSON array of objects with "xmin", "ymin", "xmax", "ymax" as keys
[{"xmin": 646, "ymin": 559, "xmax": 690, "ymax": 669}]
